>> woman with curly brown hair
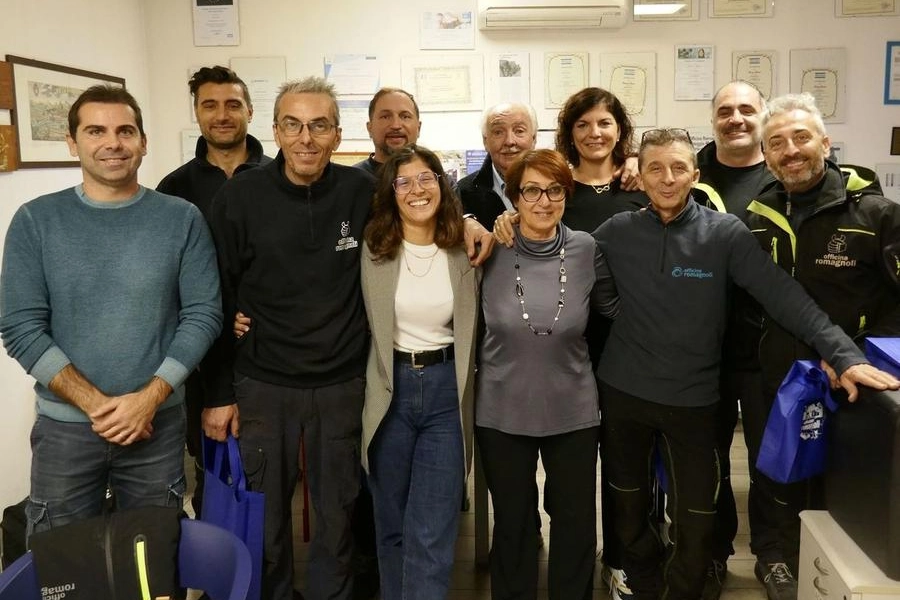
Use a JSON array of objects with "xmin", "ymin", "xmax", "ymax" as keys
[{"xmin": 360, "ymin": 144, "xmax": 479, "ymax": 600}]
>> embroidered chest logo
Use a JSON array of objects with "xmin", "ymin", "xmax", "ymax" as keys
[
  {"xmin": 671, "ymin": 266, "xmax": 713, "ymax": 279},
  {"xmin": 815, "ymin": 233, "xmax": 857, "ymax": 268},
  {"xmin": 827, "ymin": 233, "xmax": 847, "ymax": 254},
  {"xmin": 335, "ymin": 220, "xmax": 358, "ymax": 252},
  {"xmin": 800, "ymin": 401, "xmax": 826, "ymax": 441}
]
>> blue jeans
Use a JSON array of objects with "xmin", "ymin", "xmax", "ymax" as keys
[
  {"xmin": 27, "ymin": 404, "xmax": 186, "ymax": 537},
  {"xmin": 367, "ymin": 359, "xmax": 465, "ymax": 600}
]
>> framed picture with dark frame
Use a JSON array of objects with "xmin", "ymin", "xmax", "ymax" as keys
[
  {"xmin": 886, "ymin": 42, "xmax": 900, "ymax": 105},
  {"xmin": 5, "ymin": 55, "xmax": 125, "ymax": 168}
]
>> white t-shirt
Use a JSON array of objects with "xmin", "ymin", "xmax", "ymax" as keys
[{"xmin": 394, "ymin": 241, "xmax": 454, "ymax": 352}]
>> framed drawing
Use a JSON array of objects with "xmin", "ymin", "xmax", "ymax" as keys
[{"xmin": 5, "ymin": 55, "xmax": 125, "ymax": 168}]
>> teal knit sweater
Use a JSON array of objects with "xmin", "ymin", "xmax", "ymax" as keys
[{"xmin": 0, "ymin": 186, "xmax": 223, "ymax": 422}]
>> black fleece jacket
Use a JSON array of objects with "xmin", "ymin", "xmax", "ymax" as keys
[
  {"xmin": 204, "ymin": 154, "xmax": 375, "ymax": 404},
  {"xmin": 747, "ymin": 161, "xmax": 900, "ymax": 394},
  {"xmin": 594, "ymin": 198, "xmax": 867, "ymax": 407}
]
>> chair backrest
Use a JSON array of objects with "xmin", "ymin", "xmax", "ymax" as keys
[
  {"xmin": 178, "ymin": 519, "xmax": 252, "ymax": 600},
  {"xmin": 0, "ymin": 551, "xmax": 41, "ymax": 600}
]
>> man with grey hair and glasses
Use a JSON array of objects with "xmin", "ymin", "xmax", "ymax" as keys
[
  {"xmin": 744, "ymin": 92, "xmax": 900, "ymax": 600},
  {"xmin": 203, "ymin": 76, "xmax": 373, "ymax": 600}
]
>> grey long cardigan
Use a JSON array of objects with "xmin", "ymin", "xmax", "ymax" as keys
[{"xmin": 360, "ymin": 241, "xmax": 480, "ymax": 475}]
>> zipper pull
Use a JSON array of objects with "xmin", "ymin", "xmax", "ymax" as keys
[{"xmin": 786, "ymin": 200, "xmax": 792, "ymax": 217}]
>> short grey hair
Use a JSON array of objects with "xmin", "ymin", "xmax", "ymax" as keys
[
  {"xmin": 274, "ymin": 76, "xmax": 340, "ymax": 125},
  {"xmin": 762, "ymin": 92, "xmax": 826, "ymax": 136},
  {"xmin": 480, "ymin": 102, "xmax": 538, "ymax": 137}
]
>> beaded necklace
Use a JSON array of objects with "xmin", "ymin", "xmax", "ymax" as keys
[{"xmin": 514, "ymin": 247, "xmax": 567, "ymax": 336}]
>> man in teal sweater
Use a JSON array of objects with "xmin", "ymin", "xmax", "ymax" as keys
[{"xmin": 0, "ymin": 85, "xmax": 222, "ymax": 536}]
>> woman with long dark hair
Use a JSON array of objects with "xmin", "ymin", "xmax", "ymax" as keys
[{"xmin": 360, "ymin": 144, "xmax": 479, "ymax": 600}]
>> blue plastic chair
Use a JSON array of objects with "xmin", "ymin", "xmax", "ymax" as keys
[
  {"xmin": 0, "ymin": 551, "xmax": 40, "ymax": 600},
  {"xmin": 179, "ymin": 518, "xmax": 253, "ymax": 600}
]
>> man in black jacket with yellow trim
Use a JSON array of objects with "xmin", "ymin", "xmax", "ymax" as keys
[
  {"xmin": 692, "ymin": 81, "xmax": 779, "ymax": 600},
  {"xmin": 747, "ymin": 92, "xmax": 900, "ymax": 599}
]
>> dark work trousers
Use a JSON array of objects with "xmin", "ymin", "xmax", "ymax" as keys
[
  {"xmin": 477, "ymin": 425, "xmax": 599, "ymax": 600},
  {"xmin": 601, "ymin": 383, "xmax": 720, "ymax": 600},
  {"xmin": 235, "ymin": 374, "xmax": 364, "ymax": 600},
  {"xmin": 183, "ymin": 370, "xmax": 205, "ymax": 516},
  {"xmin": 598, "ymin": 383, "xmax": 624, "ymax": 571},
  {"xmin": 731, "ymin": 368, "xmax": 787, "ymax": 566},
  {"xmin": 744, "ymin": 381, "xmax": 828, "ymax": 574},
  {"xmin": 709, "ymin": 367, "xmax": 758, "ymax": 564}
]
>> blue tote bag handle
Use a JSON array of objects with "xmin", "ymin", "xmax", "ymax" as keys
[{"xmin": 208, "ymin": 434, "xmax": 249, "ymax": 493}]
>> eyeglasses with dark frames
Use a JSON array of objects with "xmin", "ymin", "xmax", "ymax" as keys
[
  {"xmin": 276, "ymin": 119, "xmax": 336, "ymax": 137},
  {"xmin": 519, "ymin": 184, "xmax": 567, "ymax": 203},
  {"xmin": 392, "ymin": 171, "xmax": 441, "ymax": 195}
]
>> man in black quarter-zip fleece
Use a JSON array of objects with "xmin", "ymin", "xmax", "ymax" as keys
[
  {"xmin": 745, "ymin": 92, "xmax": 900, "ymax": 598},
  {"xmin": 203, "ymin": 76, "xmax": 373, "ymax": 600}
]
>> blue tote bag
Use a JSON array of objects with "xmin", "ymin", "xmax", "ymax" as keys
[
  {"xmin": 201, "ymin": 434, "xmax": 265, "ymax": 600},
  {"xmin": 757, "ymin": 360, "xmax": 838, "ymax": 484}
]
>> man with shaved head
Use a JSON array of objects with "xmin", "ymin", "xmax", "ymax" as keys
[{"xmin": 692, "ymin": 80, "xmax": 777, "ymax": 600}]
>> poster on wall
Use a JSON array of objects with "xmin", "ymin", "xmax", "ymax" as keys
[
  {"xmin": 544, "ymin": 52, "xmax": 588, "ymax": 109},
  {"xmin": 709, "ymin": 0, "xmax": 774, "ymax": 17},
  {"xmin": 489, "ymin": 52, "xmax": 530, "ymax": 105},
  {"xmin": 401, "ymin": 55, "xmax": 484, "ymax": 112},
  {"xmin": 419, "ymin": 9, "xmax": 475, "ymax": 50},
  {"xmin": 885, "ymin": 42, "xmax": 900, "ymax": 105},
  {"xmin": 229, "ymin": 56, "xmax": 285, "ymax": 142},
  {"xmin": 732, "ymin": 51, "xmax": 777, "ymax": 99},
  {"xmin": 790, "ymin": 48, "xmax": 846, "ymax": 123},
  {"xmin": 5, "ymin": 55, "xmax": 124, "ymax": 168},
  {"xmin": 324, "ymin": 55, "xmax": 380, "ymax": 97},
  {"xmin": 835, "ymin": 0, "xmax": 900, "ymax": 16},
  {"xmin": 633, "ymin": 0, "xmax": 699, "ymax": 20},
  {"xmin": 674, "ymin": 45, "xmax": 715, "ymax": 101},
  {"xmin": 193, "ymin": 0, "xmax": 240, "ymax": 46},
  {"xmin": 335, "ymin": 98, "xmax": 370, "ymax": 141},
  {"xmin": 600, "ymin": 52, "xmax": 657, "ymax": 127}
]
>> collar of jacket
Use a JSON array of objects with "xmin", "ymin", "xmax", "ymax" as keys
[
  {"xmin": 194, "ymin": 134, "xmax": 269, "ymax": 173},
  {"xmin": 473, "ymin": 154, "xmax": 496, "ymax": 189},
  {"xmin": 647, "ymin": 194, "xmax": 699, "ymax": 226}
]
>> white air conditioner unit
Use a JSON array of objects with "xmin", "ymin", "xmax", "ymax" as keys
[{"xmin": 479, "ymin": 0, "xmax": 626, "ymax": 30}]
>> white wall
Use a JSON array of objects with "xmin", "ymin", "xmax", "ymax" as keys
[
  {"xmin": 144, "ymin": 0, "xmax": 900, "ymax": 183},
  {"xmin": 1, "ymin": 0, "xmax": 898, "ymax": 511},
  {"xmin": 0, "ymin": 0, "xmax": 152, "ymax": 510}
]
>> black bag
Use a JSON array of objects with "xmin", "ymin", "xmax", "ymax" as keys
[
  {"xmin": 28, "ymin": 506, "xmax": 181, "ymax": 600},
  {"xmin": 1, "ymin": 497, "xmax": 28, "ymax": 568}
]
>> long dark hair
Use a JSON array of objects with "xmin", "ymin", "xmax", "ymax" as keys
[
  {"xmin": 364, "ymin": 144, "xmax": 464, "ymax": 262},
  {"xmin": 555, "ymin": 87, "xmax": 634, "ymax": 168}
]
